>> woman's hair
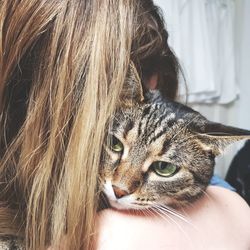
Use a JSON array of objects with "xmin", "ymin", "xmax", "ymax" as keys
[{"xmin": 0, "ymin": 0, "xmax": 179, "ymax": 249}]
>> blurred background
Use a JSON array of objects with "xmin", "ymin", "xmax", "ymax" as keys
[{"xmin": 154, "ymin": 0, "xmax": 250, "ymax": 178}]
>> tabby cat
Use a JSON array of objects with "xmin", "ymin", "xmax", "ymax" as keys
[{"xmin": 101, "ymin": 63, "xmax": 250, "ymax": 210}]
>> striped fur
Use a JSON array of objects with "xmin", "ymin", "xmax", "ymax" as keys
[{"xmin": 100, "ymin": 65, "xmax": 250, "ymax": 210}]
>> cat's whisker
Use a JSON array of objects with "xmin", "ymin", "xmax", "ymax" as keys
[
  {"xmin": 155, "ymin": 204, "xmax": 204, "ymax": 239},
  {"xmin": 141, "ymin": 208, "xmax": 147, "ymax": 217},
  {"xmin": 199, "ymin": 189, "xmax": 213, "ymax": 202},
  {"xmin": 155, "ymin": 204, "xmax": 190, "ymax": 224},
  {"xmin": 191, "ymin": 183, "xmax": 213, "ymax": 202},
  {"xmin": 151, "ymin": 206, "xmax": 172, "ymax": 223},
  {"xmin": 153, "ymin": 204, "xmax": 195, "ymax": 229},
  {"xmin": 156, "ymin": 204, "xmax": 200, "ymax": 232},
  {"xmin": 144, "ymin": 207, "xmax": 154, "ymax": 218},
  {"xmin": 152, "ymin": 206, "xmax": 186, "ymax": 229},
  {"xmin": 170, "ymin": 114, "xmax": 200, "ymax": 142},
  {"xmin": 184, "ymin": 201, "xmax": 197, "ymax": 211},
  {"xmin": 151, "ymin": 206, "xmax": 194, "ymax": 245}
]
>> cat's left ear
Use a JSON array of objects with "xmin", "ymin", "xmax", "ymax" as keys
[
  {"xmin": 120, "ymin": 62, "xmax": 144, "ymax": 107},
  {"xmin": 196, "ymin": 122, "xmax": 250, "ymax": 155}
]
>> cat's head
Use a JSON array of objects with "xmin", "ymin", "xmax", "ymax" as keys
[{"xmin": 100, "ymin": 63, "xmax": 250, "ymax": 209}]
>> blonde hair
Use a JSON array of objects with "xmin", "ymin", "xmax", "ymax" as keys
[{"xmin": 0, "ymin": 0, "xmax": 179, "ymax": 249}]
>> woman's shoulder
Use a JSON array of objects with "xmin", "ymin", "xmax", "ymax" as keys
[
  {"xmin": 198, "ymin": 186, "xmax": 250, "ymax": 249},
  {"xmin": 204, "ymin": 186, "xmax": 250, "ymax": 225},
  {"xmin": 204, "ymin": 186, "xmax": 250, "ymax": 241},
  {"xmin": 97, "ymin": 186, "xmax": 250, "ymax": 250}
]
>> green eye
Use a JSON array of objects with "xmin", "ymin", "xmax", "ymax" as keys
[
  {"xmin": 152, "ymin": 161, "xmax": 178, "ymax": 177},
  {"xmin": 110, "ymin": 136, "xmax": 123, "ymax": 153}
]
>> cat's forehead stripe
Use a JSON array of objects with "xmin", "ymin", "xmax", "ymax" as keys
[
  {"xmin": 123, "ymin": 119, "xmax": 134, "ymax": 139},
  {"xmin": 146, "ymin": 112, "xmax": 177, "ymax": 144},
  {"xmin": 136, "ymin": 104, "xmax": 176, "ymax": 144},
  {"xmin": 158, "ymin": 138, "xmax": 171, "ymax": 156},
  {"xmin": 137, "ymin": 105, "xmax": 151, "ymax": 135},
  {"xmin": 138, "ymin": 105, "xmax": 156, "ymax": 137}
]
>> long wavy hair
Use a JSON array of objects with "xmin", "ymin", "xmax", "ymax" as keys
[{"xmin": 0, "ymin": 0, "xmax": 179, "ymax": 249}]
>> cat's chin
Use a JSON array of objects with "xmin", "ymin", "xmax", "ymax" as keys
[
  {"xmin": 108, "ymin": 200, "xmax": 131, "ymax": 210},
  {"xmin": 108, "ymin": 199, "xmax": 149, "ymax": 210}
]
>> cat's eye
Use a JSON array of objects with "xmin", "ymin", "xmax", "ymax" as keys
[
  {"xmin": 151, "ymin": 161, "xmax": 178, "ymax": 177},
  {"xmin": 110, "ymin": 136, "xmax": 123, "ymax": 153}
]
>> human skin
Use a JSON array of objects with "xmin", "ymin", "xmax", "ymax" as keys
[{"xmin": 96, "ymin": 186, "xmax": 250, "ymax": 250}]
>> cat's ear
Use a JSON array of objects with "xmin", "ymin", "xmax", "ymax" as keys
[
  {"xmin": 120, "ymin": 62, "xmax": 144, "ymax": 107},
  {"xmin": 195, "ymin": 122, "xmax": 250, "ymax": 155}
]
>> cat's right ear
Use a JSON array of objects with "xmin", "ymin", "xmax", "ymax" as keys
[
  {"xmin": 196, "ymin": 122, "xmax": 250, "ymax": 155},
  {"xmin": 119, "ymin": 62, "xmax": 144, "ymax": 107}
]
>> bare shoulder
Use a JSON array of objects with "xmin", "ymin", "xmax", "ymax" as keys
[
  {"xmin": 203, "ymin": 186, "xmax": 250, "ymax": 226},
  {"xmin": 201, "ymin": 186, "xmax": 250, "ymax": 249},
  {"xmin": 204, "ymin": 187, "xmax": 250, "ymax": 240},
  {"xmin": 97, "ymin": 187, "xmax": 250, "ymax": 250}
]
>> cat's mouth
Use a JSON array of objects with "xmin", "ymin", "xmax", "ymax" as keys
[{"xmin": 103, "ymin": 180, "xmax": 151, "ymax": 210}]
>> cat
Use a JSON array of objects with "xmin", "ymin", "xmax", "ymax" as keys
[{"xmin": 100, "ymin": 63, "xmax": 250, "ymax": 210}]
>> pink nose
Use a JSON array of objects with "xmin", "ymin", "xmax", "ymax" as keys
[{"xmin": 112, "ymin": 185, "xmax": 129, "ymax": 199}]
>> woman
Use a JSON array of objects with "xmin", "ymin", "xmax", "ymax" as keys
[
  {"xmin": 0, "ymin": 0, "xmax": 249, "ymax": 250},
  {"xmin": 0, "ymin": 0, "xmax": 178, "ymax": 249}
]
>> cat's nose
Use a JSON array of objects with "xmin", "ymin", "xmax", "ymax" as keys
[{"xmin": 112, "ymin": 185, "xmax": 129, "ymax": 199}]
